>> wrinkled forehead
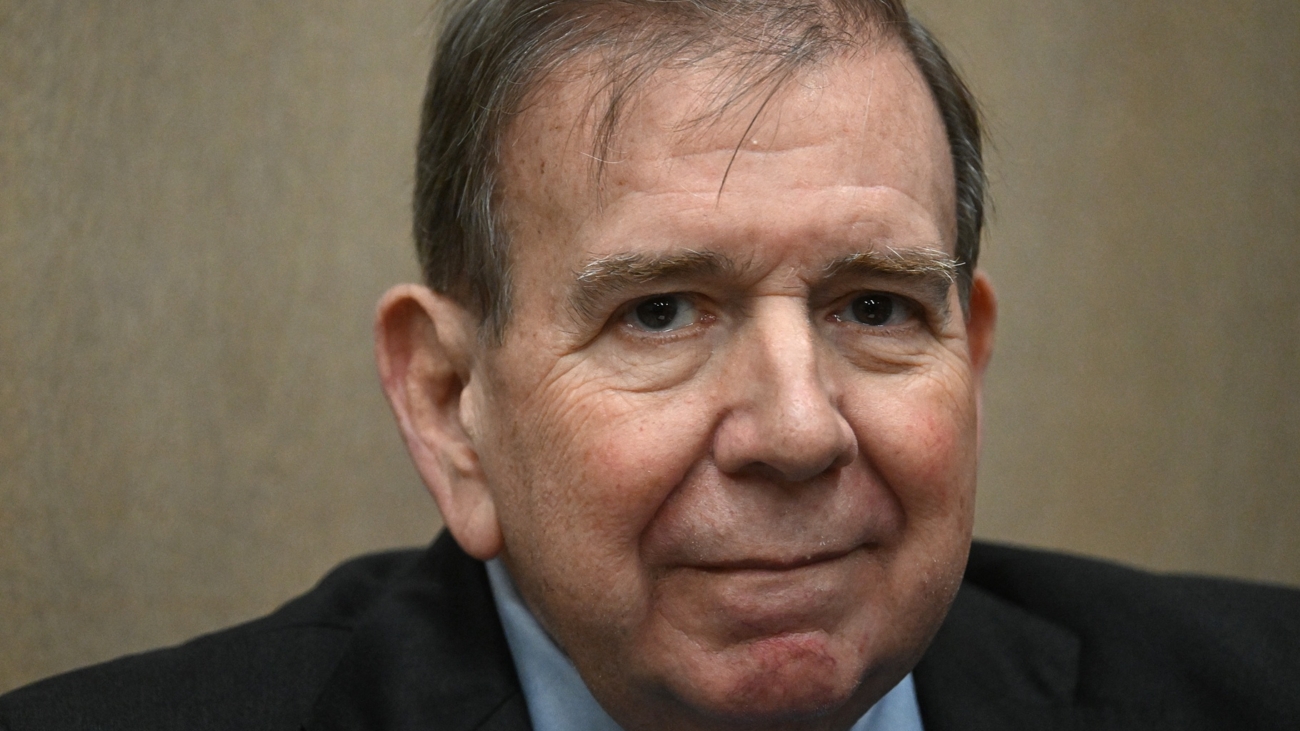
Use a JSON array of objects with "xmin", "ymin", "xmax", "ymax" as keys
[{"xmin": 497, "ymin": 42, "xmax": 956, "ymax": 244}]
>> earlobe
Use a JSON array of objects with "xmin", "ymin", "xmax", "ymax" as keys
[{"xmin": 374, "ymin": 285, "xmax": 503, "ymax": 560}]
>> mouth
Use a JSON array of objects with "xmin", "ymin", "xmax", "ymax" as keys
[
  {"xmin": 692, "ymin": 547, "xmax": 860, "ymax": 573},
  {"xmin": 654, "ymin": 545, "xmax": 872, "ymax": 645}
]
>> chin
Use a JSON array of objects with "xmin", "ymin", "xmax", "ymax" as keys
[{"xmin": 666, "ymin": 631, "xmax": 879, "ymax": 727}]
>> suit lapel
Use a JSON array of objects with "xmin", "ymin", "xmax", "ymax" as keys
[
  {"xmin": 303, "ymin": 533, "xmax": 532, "ymax": 731},
  {"xmin": 913, "ymin": 581, "xmax": 1081, "ymax": 731},
  {"xmin": 914, "ymin": 573, "xmax": 1171, "ymax": 731}
]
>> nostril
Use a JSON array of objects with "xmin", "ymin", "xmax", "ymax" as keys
[
  {"xmin": 713, "ymin": 399, "xmax": 858, "ymax": 483},
  {"xmin": 733, "ymin": 449, "xmax": 852, "ymax": 486}
]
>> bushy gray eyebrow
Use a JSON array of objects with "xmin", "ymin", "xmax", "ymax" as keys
[{"xmin": 821, "ymin": 247, "xmax": 959, "ymax": 281}]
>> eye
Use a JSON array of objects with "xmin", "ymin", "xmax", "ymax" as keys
[
  {"xmin": 623, "ymin": 294, "xmax": 699, "ymax": 332},
  {"xmin": 834, "ymin": 292, "xmax": 914, "ymax": 328}
]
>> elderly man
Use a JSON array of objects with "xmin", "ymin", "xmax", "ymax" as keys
[{"xmin": 3, "ymin": 1, "xmax": 1297, "ymax": 730}]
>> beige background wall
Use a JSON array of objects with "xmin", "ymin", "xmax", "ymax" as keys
[{"xmin": 2, "ymin": 1, "xmax": 1296, "ymax": 694}]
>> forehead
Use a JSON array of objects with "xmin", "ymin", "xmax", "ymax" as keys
[{"xmin": 498, "ymin": 42, "xmax": 955, "ymax": 263}]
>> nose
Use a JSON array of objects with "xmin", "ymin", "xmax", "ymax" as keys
[{"xmin": 711, "ymin": 299, "xmax": 858, "ymax": 482}]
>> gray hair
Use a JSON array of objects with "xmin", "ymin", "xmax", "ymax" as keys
[{"xmin": 413, "ymin": 0, "xmax": 984, "ymax": 339}]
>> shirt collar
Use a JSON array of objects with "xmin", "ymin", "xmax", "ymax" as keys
[{"xmin": 485, "ymin": 559, "xmax": 925, "ymax": 731}]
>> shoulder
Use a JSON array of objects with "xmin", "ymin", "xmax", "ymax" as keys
[
  {"xmin": 962, "ymin": 541, "xmax": 1300, "ymax": 687},
  {"xmin": 0, "ymin": 548, "xmax": 424, "ymax": 731},
  {"xmin": 916, "ymin": 541, "xmax": 1300, "ymax": 731},
  {"xmin": 965, "ymin": 540, "xmax": 1300, "ymax": 623}
]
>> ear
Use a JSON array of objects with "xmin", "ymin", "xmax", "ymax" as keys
[
  {"xmin": 374, "ymin": 285, "xmax": 503, "ymax": 560},
  {"xmin": 965, "ymin": 270, "xmax": 998, "ymax": 449},
  {"xmin": 965, "ymin": 270, "xmax": 997, "ymax": 381}
]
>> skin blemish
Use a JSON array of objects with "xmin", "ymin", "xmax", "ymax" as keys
[{"xmin": 730, "ymin": 633, "xmax": 841, "ymax": 712}]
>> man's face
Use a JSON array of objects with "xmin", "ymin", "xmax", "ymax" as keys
[{"xmin": 462, "ymin": 43, "xmax": 994, "ymax": 730}]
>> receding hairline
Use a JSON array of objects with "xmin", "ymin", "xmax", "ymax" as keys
[
  {"xmin": 490, "ymin": 33, "xmax": 957, "ymax": 296},
  {"xmin": 494, "ymin": 7, "xmax": 908, "ymax": 200}
]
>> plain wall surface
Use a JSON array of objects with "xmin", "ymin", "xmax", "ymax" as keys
[{"xmin": 2, "ymin": 1, "xmax": 1297, "ymax": 693}]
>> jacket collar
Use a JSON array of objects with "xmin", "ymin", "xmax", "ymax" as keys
[
  {"xmin": 914, "ymin": 578, "xmax": 1083, "ymax": 731},
  {"xmin": 303, "ymin": 532, "xmax": 532, "ymax": 731},
  {"xmin": 914, "ymin": 543, "xmax": 1176, "ymax": 731}
]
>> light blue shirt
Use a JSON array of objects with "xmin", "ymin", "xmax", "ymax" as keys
[{"xmin": 486, "ymin": 560, "xmax": 925, "ymax": 731}]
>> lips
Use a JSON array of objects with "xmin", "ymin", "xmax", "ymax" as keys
[
  {"xmin": 652, "ymin": 546, "xmax": 873, "ymax": 646},
  {"xmin": 690, "ymin": 546, "xmax": 861, "ymax": 573}
]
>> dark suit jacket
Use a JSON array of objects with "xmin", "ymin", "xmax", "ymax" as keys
[{"xmin": 3, "ymin": 532, "xmax": 1297, "ymax": 730}]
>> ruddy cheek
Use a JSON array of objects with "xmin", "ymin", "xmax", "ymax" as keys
[{"xmin": 846, "ymin": 387, "xmax": 975, "ymax": 512}]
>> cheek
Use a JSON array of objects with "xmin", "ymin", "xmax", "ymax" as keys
[
  {"xmin": 481, "ymin": 374, "xmax": 724, "ymax": 660},
  {"xmin": 485, "ymin": 364, "xmax": 717, "ymax": 566},
  {"xmin": 845, "ymin": 369, "xmax": 979, "ymax": 523}
]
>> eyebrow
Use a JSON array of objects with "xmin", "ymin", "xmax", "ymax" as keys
[
  {"xmin": 567, "ymin": 245, "xmax": 960, "ymax": 321},
  {"xmin": 570, "ymin": 250, "xmax": 738, "ymax": 320},
  {"xmin": 821, "ymin": 247, "xmax": 959, "ymax": 319},
  {"xmin": 822, "ymin": 246, "xmax": 959, "ymax": 281}
]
